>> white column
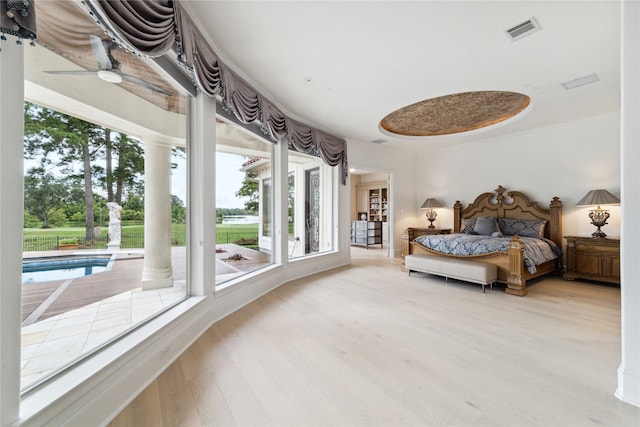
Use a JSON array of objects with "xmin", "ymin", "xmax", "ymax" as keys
[
  {"xmin": 617, "ymin": 0, "xmax": 640, "ymax": 407},
  {"xmin": 188, "ymin": 94, "xmax": 216, "ymax": 295},
  {"xmin": 141, "ymin": 138, "xmax": 174, "ymax": 289},
  {"xmin": 0, "ymin": 40, "xmax": 24, "ymax": 425}
]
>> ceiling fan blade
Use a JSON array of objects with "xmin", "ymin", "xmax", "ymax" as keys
[
  {"xmin": 44, "ymin": 70, "xmax": 97, "ymax": 76},
  {"xmin": 121, "ymin": 74, "xmax": 173, "ymax": 96},
  {"xmin": 90, "ymin": 34, "xmax": 113, "ymax": 70}
]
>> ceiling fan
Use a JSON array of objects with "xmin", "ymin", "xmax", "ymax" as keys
[{"xmin": 45, "ymin": 34, "xmax": 172, "ymax": 96}]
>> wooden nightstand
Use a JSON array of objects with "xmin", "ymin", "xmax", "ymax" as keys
[
  {"xmin": 563, "ymin": 236, "xmax": 620, "ymax": 285},
  {"xmin": 401, "ymin": 227, "xmax": 452, "ymax": 259}
]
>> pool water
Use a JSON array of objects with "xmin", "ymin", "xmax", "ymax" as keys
[{"xmin": 22, "ymin": 255, "xmax": 112, "ymax": 284}]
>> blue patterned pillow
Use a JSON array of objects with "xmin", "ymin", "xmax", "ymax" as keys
[
  {"xmin": 498, "ymin": 218, "xmax": 547, "ymax": 238},
  {"xmin": 459, "ymin": 217, "xmax": 476, "ymax": 233}
]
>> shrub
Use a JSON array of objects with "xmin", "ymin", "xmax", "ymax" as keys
[
  {"xmin": 234, "ymin": 237, "xmax": 258, "ymax": 246},
  {"xmin": 47, "ymin": 209, "xmax": 68, "ymax": 227},
  {"xmin": 24, "ymin": 210, "xmax": 40, "ymax": 228},
  {"xmin": 121, "ymin": 209, "xmax": 144, "ymax": 221}
]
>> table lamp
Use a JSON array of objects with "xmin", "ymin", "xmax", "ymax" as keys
[
  {"xmin": 420, "ymin": 198, "xmax": 443, "ymax": 229},
  {"xmin": 576, "ymin": 189, "xmax": 620, "ymax": 238}
]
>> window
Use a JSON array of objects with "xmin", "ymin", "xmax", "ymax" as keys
[
  {"xmin": 288, "ymin": 172, "xmax": 295, "ymax": 241},
  {"xmin": 288, "ymin": 151, "xmax": 334, "ymax": 258},
  {"xmin": 21, "ymin": 0, "xmax": 187, "ymax": 391},
  {"xmin": 215, "ymin": 120, "xmax": 274, "ymax": 287}
]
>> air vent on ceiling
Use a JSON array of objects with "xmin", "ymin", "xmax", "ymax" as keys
[
  {"xmin": 505, "ymin": 17, "xmax": 541, "ymax": 41},
  {"xmin": 371, "ymin": 138, "xmax": 388, "ymax": 144}
]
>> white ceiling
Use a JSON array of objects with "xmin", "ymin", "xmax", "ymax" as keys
[{"xmin": 182, "ymin": 1, "xmax": 621, "ymax": 152}]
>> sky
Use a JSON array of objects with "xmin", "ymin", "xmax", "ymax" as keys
[
  {"xmin": 24, "ymin": 148, "xmax": 249, "ymax": 210},
  {"xmin": 153, "ymin": 152, "xmax": 249, "ymax": 209},
  {"xmin": 215, "ymin": 152, "xmax": 248, "ymax": 209}
]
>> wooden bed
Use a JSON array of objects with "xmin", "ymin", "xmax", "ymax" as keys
[{"xmin": 404, "ymin": 185, "xmax": 562, "ymax": 296}]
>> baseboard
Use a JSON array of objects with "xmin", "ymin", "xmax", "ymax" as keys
[{"xmin": 616, "ymin": 365, "xmax": 640, "ymax": 407}]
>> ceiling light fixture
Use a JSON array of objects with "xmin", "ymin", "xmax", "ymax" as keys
[{"xmin": 561, "ymin": 73, "xmax": 600, "ymax": 90}]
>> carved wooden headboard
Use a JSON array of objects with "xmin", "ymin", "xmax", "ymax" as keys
[{"xmin": 452, "ymin": 185, "xmax": 563, "ymax": 247}]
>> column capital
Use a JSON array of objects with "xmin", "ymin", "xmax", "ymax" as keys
[{"xmin": 142, "ymin": 134, "xmax": 181, "ymax": 148}]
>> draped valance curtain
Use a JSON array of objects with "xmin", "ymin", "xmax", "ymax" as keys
[
  {"xmin": 83, "ymin": 0, "xmax": 348, "ymax": 183},
  {"xmin": 0, "ymin": 0, "xmax": 37, "ymax": 43}
]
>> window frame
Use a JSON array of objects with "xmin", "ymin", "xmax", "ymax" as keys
[{"xmin": 4, "ymin": 32, "xmax": 347, "ymax": 427}]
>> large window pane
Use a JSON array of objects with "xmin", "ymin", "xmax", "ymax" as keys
[
  {"xmin": 215, "ymin": 120, "xmax": 273, "ymax": 287},
  {"xmin": 288, "ymin": 151, "xmax": 334, "ymax": 259},
  {"xmin": 21, "ymin": 0, "xmax": 187, "ymax": 391}
]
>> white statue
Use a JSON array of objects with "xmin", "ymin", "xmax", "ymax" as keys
[{"xmin": 107, "ymin": 202, "xmax": 122, "ymax": 250}]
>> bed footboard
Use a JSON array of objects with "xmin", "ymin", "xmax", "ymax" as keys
[
  {"xmin": 406, "ymin": 235, "xmax": 533, "ymax": 296},
  {"xmin": 506, "ymin": 236, "xmax": 527, "ymax": 296}
]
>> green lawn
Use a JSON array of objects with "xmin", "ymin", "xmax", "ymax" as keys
[
  {"xmin": 23, "ymin": 223, "xmax": 259, "ymax": 235},
  {"xmin": 23, "ymin": 223, "xmax": 259, "ymax": 250},
  {"xmin": 23, "ymin": 224, "xmax": 187, "ymax": 236}
]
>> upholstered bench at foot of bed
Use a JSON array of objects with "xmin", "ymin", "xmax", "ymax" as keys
[{"xmin": 405, "ymin": 254, "xmax": 498, "ymax": 293}]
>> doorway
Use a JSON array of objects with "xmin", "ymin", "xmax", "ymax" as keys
[{"xmin": 349, "ymin": 169, "xmax": 392, "ymax": 257}]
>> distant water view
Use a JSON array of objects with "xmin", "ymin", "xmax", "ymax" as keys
[{"xmin": 222, "ymin": 215, "xmax": 259, "ymax": 224}]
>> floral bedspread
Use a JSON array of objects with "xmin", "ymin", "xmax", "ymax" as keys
[{"xmin": 413, "ymin": 234, "xmax": 562, "ymax": 274}]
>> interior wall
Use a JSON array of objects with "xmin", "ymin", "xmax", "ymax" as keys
[
  {"xmin": 415, "ymin": 112, "xmax": 621, "ymax": 241},
  {"xmin": 359, "ymin": 172, "xmax": 388, "ymax": 183},
  {"xmin": 349, "ymin": 173, "xmax": 361, "ymax": 220},
  {"xmin": 618, "ymin": 0, "xmax": 640, "ymax": 406}
]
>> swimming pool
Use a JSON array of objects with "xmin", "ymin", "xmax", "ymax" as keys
[{"xmin": 22, "ymin": 255, "xmax": 114, "ymax": 284}]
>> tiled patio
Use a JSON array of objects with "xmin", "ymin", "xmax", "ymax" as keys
[
  {"xmin": 20, "ymin": 244, "xmax": 270, "ymax": 390},
  {"xmin": 20, "ymin": 282, "xmax": 186, "ymax": 388}
]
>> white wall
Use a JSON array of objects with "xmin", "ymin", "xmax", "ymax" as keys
[
  {"xmin": 359, "ymin": 172, "xmax": 388, "ymax": 183},
  {"xmin": 349, "ymin": 174, "xmax": 361, "ymax": 220},
  {"xmin": 618, "ymin": 0, "xmax": 640, "ymax": 407},
  {"xmin": 416, "ymin": 112, "xmax": 621, "ymax": 241}
]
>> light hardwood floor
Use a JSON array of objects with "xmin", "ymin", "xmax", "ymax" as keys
[{"xmin": 109, "ymin": 247, "xmax": 640, "ymax": 426}]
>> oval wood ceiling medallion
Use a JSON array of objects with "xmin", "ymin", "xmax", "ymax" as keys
[{"xmin": 380, "ymin": 91, "xmax": 531, "ymax": 136}]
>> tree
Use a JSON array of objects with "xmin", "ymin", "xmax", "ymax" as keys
[
  {"xmin": 111, "ymin": 133, "xmax": 144, "ymax": 205},
  {"xmin": 23, "ymin": 168, "xmax": 70, "ymax": 228},
  {"xmin": 24, "ymin": 102, "xmax": 104, "ymax": 240},
  {"xmin": 105, "ymin": 128, "xmax": 114, "ymax": 202},
  {"xmin": 93, "ymin": 130, "xmax": 145, "ymax": 205},
  {"xmin": 171, "ymin": 195, "xmax": 186, "ymax": 224},
  {"xmin": 288, "ymin": 172, "xmax": 295, "ymax": 229},
  {"xmin": 61, "ymin": 178, "xmax": 87, "ymax": 223},
  {"xmin": 235, "ymin": 170, "xmax": 259, "ymax": 214}
]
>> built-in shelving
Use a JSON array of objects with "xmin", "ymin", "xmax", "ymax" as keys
[{"xmin": 368, "ymin": 187, "xmax": 388, "ymax": 222}]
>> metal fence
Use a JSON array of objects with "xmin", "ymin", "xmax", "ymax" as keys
[{"xmin": 23, "ymin": 231, "xmax": 258, "ymax": 252}]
